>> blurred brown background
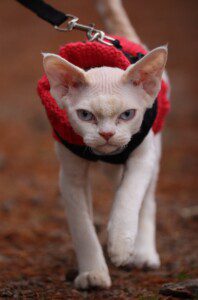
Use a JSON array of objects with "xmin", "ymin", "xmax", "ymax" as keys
[{"xmin": 0, "ymin": 0, "xmax": 197, "ymax": 298}]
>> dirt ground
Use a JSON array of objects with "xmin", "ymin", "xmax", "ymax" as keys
[{"xmin": 0, "ymin": 0, "xmax": 197, "ymax": 299}]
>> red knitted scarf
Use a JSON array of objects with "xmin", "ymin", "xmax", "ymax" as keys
[{"xmin": 37, "ymin": 37, "xmax": 170, "ymax": 146}]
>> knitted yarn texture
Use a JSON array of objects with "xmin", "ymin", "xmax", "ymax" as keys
[{"xmin": 37, "ymin": 37, "xmax": 170, "ymax": 146}]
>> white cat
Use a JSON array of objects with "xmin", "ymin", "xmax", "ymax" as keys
[{"xmin": 41, "ymin": 0, "xmax": 169, "ymax": 290}]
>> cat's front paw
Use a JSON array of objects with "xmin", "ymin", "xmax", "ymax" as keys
[
  {"xmin": 74, "ymin": 270, "xmax": 111, "ymax": 290},
  {"xmin": 131, "ymin": 249, "xmax": 161, "ymax": 270},
  {"xmin": 108, "ymin": 237, "xmax": 135, "ymax": 267}
]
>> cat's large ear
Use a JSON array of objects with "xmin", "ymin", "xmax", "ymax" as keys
[
  {"xmin": 122, "ymin": 46, "xmax": 167, "ymax": 107},
  {"xmin": 43, "ymin": 53, "xmax": 88, "ymax": 108}
]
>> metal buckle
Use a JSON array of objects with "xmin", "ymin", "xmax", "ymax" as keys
[
  {"xmin": 54, "ymin": 14, "xmax": 115, "ymax": 46},
  {"xmin": 54, "ymin": 14, "xmax": 78, "ymax": 31}
]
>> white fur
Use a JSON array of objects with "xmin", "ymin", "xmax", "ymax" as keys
[
  {"xmin": 42, "ymin": 0, "xmax": 168, "ymax": 289},
  {"xmin": 56, "ymin": 130, "xmax": 162, "ymax": 289},
  {"xmin": 56, "ymin": 143, "xmax": 111, "ymax": 289}
]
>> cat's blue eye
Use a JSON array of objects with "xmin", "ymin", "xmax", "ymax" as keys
[
  {"xmin": 77, "ymin": 109, "xmax": 96, "ymax": 122},
  {"xmin": 119, "ymin": 109, "xmax": 136, "ymax": 121}
]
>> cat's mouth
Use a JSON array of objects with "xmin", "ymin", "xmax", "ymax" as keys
[{"xmin": 91, "ymin": 144, "xmax": 123, "ymax": 155}]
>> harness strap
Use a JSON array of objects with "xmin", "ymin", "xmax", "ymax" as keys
[
  {"xmin": 54, "ymin": 99, "xmax": 157, "ymax": 165},
  {"xmin": 15, "ymin": 0, "xmax": 68, "ymax": 26}
]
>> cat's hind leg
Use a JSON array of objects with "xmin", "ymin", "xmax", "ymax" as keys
[{"xmin": 56, "ymin": 143, "xmax": 111, "ymax": 289}]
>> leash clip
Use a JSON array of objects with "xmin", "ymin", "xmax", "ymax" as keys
[{"xmin": 54, "ymin": 14, "xmax": 115, "ymax": 46}]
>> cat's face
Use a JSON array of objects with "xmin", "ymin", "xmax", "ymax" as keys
[
  {"xmin": 43, "ymin": 47, "xmax": 167, "ymax": 154},
  {"xmin": 61, "ymin": 67, "xmax": 146, "ymax": 154}
]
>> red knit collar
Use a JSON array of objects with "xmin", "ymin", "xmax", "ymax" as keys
[{"xmin": 37, "ymin": 37, "xmax": 169, "ymax": 147}]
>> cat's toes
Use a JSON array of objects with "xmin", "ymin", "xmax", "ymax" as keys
[
  {"xmin": 74, "ymin": 270, "xmax": 111, "ymax": 290},
  {"xmin": 131, "ymin": 249, "xmax": 161, "ymax": 270},
  {"xmin": 108, "ymin": 237, "xmax": 134, "ymax": 267}
]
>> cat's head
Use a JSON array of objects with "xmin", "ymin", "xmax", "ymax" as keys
[{"xmin": 43, "ymin": 46, "xmax": 167, "ymax": 155}]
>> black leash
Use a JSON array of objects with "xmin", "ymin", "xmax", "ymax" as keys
[
  {"xmin": 15, "ymin": 0, "xmax": 141, "ymax": 57},
  {"xmin": 15, "ymin": 0, "xmax": 115, "ymax": 46},
  {"xmin": 16, "ymin": 0, "xmax": 68, "ymax": 26}
]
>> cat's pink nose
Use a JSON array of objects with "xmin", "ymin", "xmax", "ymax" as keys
[{"xmin": 99, "ymin": 131, "xmax": 115, "ymax": 141}]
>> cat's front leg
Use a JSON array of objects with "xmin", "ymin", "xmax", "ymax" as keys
[
  {"xmin": 132, "ymin": 134, "xmax": 161, "ymax": 270},
  {"xmin": 56, "ymin": 143, "xmax": 111, "ymax": 289},
  {"xmin": 108, "ymin": 131, "xmax": 156, "ymax": 267}
]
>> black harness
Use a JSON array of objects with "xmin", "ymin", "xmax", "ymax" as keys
[{"xmin": 55, "ymin": 102, "xmax": 157, "ymax": 165}]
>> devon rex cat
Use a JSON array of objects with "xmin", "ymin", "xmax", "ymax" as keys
[{"xmin": 38, "ymin": 0, "xmax": 170, "ymax": 289}]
